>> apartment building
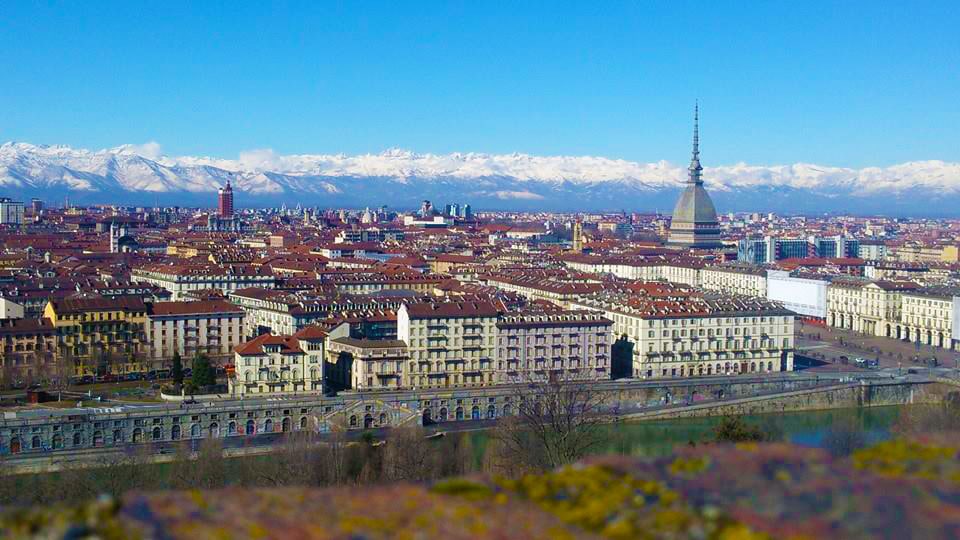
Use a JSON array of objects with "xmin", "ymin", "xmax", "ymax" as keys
[
  {"xmin": 494, "ymin": 310, "xmax": 612, "ymax": 383},
  {"xmin": 900, "ymin": 286, "xmax": 960, "ymax": 349},
  {"xmin": 327, "ymin": 337, "xmax": 409, "ymax": 391},
  {"xmin": 397, "ymin": 301, "xmax": 500, "ymax": 389},
  {"xmin": 43, "ymin": 297, "xmax": 148, "ymax": 376},
  {"xmin": 826, "ymin": 279, "xmax": 918, "ymax": 337},
  {"xmin": 481, "ymin": 273, "xmax": 603, "ymax": 308},
  {"xmin": 571, "ymin": 291, "xmax": 795, "ymax": 379},
  {"xmin": 146, "ymin": 300, "xmax": 245, "ymax": 366},
  {"xmin": 700, "ymin": 265, "xmax": 768, "ymax": 298},
  {"xmin": 132, "ymin": 264, "xmax": 276, "ymax": 301},
  {"xmin": 229, "ymin": 326, "xmax": 326, "ymax": 396},
  {"xmin": 0, "ymin": 318, "xmax": 58, "ymax": 385},
  {"xmin": 229, "ymin": 287, "xmax": 405, "ymax": 338}
]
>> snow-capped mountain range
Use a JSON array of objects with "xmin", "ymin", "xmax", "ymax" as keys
[{"xmin": 2, "ymin": 141, "xmax": 959, "ymax": 215}]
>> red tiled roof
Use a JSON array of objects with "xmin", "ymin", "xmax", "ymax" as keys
[{"xmin": 149, "ymin": 300, "xmax": 244, "ymax": 316}]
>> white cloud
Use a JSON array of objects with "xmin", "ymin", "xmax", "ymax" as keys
[
  {"xmin": 490, "ymin": 190, "xmax": 545, "ymax": 200},
  {"xmin": 114, "ymin": 141, "xmax": 163, "ymax": 160},
  {"xmin": 237, "ymin": 148, "xmax": 283, "ymax": 172}
]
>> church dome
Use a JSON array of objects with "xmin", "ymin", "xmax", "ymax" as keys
[{"xmin": 671, "ymin": 183, "xmax": 719, "ymax": 224}]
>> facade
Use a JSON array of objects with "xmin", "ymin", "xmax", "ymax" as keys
[
  {"xmin": 132, "ymin": 264, "xmax": 276, "ymax": 301},
  {"xmin": 327, "ymin": 337, "xmax": 409, "ymax": 391},
  {"xmin": 826, "ymin": 279, "xmax": 917, "ymax": 337},
  {"xmin": 218, "ymin": 179, "xmax": 234, "ymax": 218},
  {"xmin": 667, "ymin": 106, "xmax": 723, "ymax": 249},
  {"xmin": 397, "ymin": 301, "xmax": 500, "ymax": 389},
  {"xmin": 0, "ymin": 198, "xmax": 25, "ymax": 225},
  {"xmin": 229, "ymin": 327, "xmax": 326, "ymax": 396},
  {"xmin": 43, "ymin": 297, "xmax": 148, "ymax": 376},
  {"xmin": 571, "ymin": 292, "xmax": 795, "ymax": 379},
  {"xmin": 858, "ymin": 241, "xmax": 887, "ymax": 261},
  {"xmin": 494, "ymin": 311, "xmax": 612, "ymax": 383},
  {"xmin": 0, "ymin": 318, "xmax": 58, "ymax": 386},
  {"xmin": 700, "ymin": 265, "xmax": 768, "ymax": 297},
  {"xmin": 815, "ymin": 236, "xmax": 859, "ymax": 259},
  {"xmin": 899, "ymin": 287, "xmax": 960, "ymax": 349},
  {"xmin": 335, "ymin": 228, "xmax": 404, "ymax": 244},
  {"xmin": 737, "ymin": 238, "xmax": 768, "ymax": 264},
  {"xmin": 147, "ymin": 300, "xmax": 245, "ymax": 366}
]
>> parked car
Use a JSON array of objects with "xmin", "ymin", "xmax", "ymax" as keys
[{"xmin": 80, "ymin": 375, "xmax": 95, "ymax": 385}]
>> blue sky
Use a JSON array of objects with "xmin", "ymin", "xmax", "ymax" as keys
[{"xmin": 1, "ymin": 1, "xmax": 957, "ymax": 167}]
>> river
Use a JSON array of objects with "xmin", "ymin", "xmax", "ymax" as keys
[{"xmin": 467, "ymin": 405, "xmax": 906, "ymax": 459}]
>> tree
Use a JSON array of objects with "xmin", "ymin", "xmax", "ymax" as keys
[
  {"xmin": 711, "ymin": 416, "xmax": 767, "ymax": 443},
  {"xmin": 611, "ymin": 335, "xmax": 634, "ymax": 380},
  {"xmin": 171, "ymin": 351, "xmax": 184, "ymax": 386},
  {"xmin": 382, "ymin": 427, "xmax": 435, "ymax": 482},
  {"xmin": 191, "ymin": 353, "xmax": 215, "ymax": 389},
  {"xmin": 490, "ymin": 374, "xmax": 613, "ymax": 473}
]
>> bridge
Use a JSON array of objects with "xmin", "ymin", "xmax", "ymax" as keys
[{"xmin": 0, "ymin": 370, "xmax": 948, "ymax": 469}]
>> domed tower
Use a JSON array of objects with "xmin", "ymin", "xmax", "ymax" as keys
[{"xmin": 667, "ymin": 104, "xmax": 722, "ymax": 249}]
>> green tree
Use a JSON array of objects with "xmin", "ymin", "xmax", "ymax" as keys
[
  {"xmin": 171, "ymin": 352, "xmax": 184, "ymax": 386},
  {"xmin": 191, "ymin": 354, "xmax": 215, "ymax": 389}
]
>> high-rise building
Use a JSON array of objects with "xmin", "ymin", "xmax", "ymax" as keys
[
  {"xmin": 419, "ymin": 200, "xmax": 434, "ymax": 217},
  {"xmin": 738, "ymin": 236, "xmax": 812, "ymax": 264},
  {"xmin": 218, "ymin": 180, "xmax": 234, "ymax": 218},
  {"xmin": 30, "ymin": 198, "xmax": 43, "ymax": 214},
  {"xmin": 814, "ymin": 236, "xmax": 858, "ymax": 259},
  {"xmin": 0, "ymin": 198, "xmax": 25, "ymax": 225},
  {"xmin": 737, "ymin": 238, "xmax": 768, "ymax": 264},
  {"xmin": 777, "ymin": 238, "xmax": 812, "ymax": 260},
  {"xmin": 667, "ymin": 105, "xmax": 723, "ymax": 249}
]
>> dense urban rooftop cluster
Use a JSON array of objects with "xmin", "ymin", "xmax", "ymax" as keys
[{"xmin": 0, "ymin": 188, "xmax": 958, "ymax": 398}]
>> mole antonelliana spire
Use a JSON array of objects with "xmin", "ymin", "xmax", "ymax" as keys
[{"xmin": 667, "ymin": 103, "xmax": 723, "ymax": 249}]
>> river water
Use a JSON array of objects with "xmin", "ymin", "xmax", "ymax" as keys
[{"xmin": 468, "ymin": 405, "xmax": 906, "ymax": 459}]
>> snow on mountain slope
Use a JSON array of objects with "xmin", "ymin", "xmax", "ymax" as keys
[{"xmin": 1, "ymin": 141, "xmax": 958, "ymax": 213}]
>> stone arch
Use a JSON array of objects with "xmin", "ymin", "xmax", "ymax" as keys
[
  {"xmin": 191, "ymin": 424, "xmax": 201, "ymax": 438},
  {"xmin": 246, "ymin": 419, "xmax": 256, "ymax": 435},
  {"xmin": 171, "ymin": 424, "xmax": 181, "ymax": 440},
  {"xmin": 263, "ymin": 419, "xmax": 273, "ymax": 433},
  {"xmin": 152, "ymin": 427, "xmax": 162, "ymax": 441},
  {"xmin": 282, "ymin": 417, "xmax": 291, "ymax": 432}
]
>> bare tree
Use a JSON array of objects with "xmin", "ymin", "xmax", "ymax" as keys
[
  {"xmin": 382, "ymin": 426, "xmax": 434, "ymax": 482},
  {"xmin": 893, "ymin": 391, "xmax": 960, "ymax": 436},
  {"xmin": 490, "ymin": 374, "xmax": 613, "ymax": 473}
]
